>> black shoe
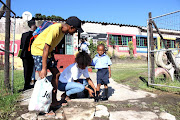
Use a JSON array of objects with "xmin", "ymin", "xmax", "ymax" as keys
[
  {"xmin": 18, "ymin": 85, "xmax": 34, "ymax": 93},
  {"xmin": 94, "ymin": 96, "xmax": 99, "ymax": 102},
  {"xmin": 18, "ymin": 88, "xmax": 28, "ymax": 93},
  {"xmin": 100, "ymin": 96, "xmax": 108, "ymax": 101}
]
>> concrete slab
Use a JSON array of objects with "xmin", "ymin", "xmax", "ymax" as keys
[
  {"xmin": 63, "ymin": 107, "xmax": 95, "ymax": 120},
  {"xmin": 109, "ymin": 110, "xmax": 159, "ymax": 120}
]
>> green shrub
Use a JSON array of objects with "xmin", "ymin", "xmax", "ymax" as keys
[
  {"xmin": 89, "ymin": 39, "xmax": 97, "ymax": 58},
  {"xmin": 128, "ymin": 41, "xmax": 134, "ymax": 59},
  {"xmin": 119, "ymin": 55, "xmax": 126, "ymax": 59},
  {"xmin": 106, "ymin": 51, "xmax": 112, "ymax": 58},
  {"xmin": 137, "ymin": 56, "xmax": 141, "ymax": 60},
  {"xmin": 0, "ymin": 59, "xmax": 4, "ymax": 70}
]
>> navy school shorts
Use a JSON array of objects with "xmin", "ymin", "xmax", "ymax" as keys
[{"xmin": 97, "ymin": 68, "xmax": 109, "ymax": 85}]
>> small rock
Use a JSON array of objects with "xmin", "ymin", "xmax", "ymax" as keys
[
  {"xmin": 96, "ymin": 105, "xmax": 108, "ymax": 111},
  {"xmin": 95, "ymin": 105, "xmax": 109, "ymax": 118},
  {"xmin": 15, "ymin": 116, "xmax": 22, "ymax": 120},
  {"xmin": 21, "ymin": 112, "xmax": 37, "ymax": 120},
  {"xmin": 141, "ymin": 102, "xmax": 147, "ymax": 105},
  {"xmin": 128, "ymin": 100, "xmax": 139, "ymax": 103},
  {"xmin": 153, "ymin": 110, "xmax": 160, "ymax": 113},
  {"xmin": 142, "ymin": 106, "xmax": 148, "ymax": 109},
  {"xmin": 159, "ymin": 112, "xmax": 176, "ymax": 120},
  {"xmin": 55, "ymin": 112, "xmax": 64, "ymax": 119},
  {"xmin": 38, "ymin": 114, "xmax": 55, "ymax": 120},
  {"xmin": 63, "ymin": 107, "xmax": 94, "ymax": 120},
  {"xmin": 10, "ymin": 112, "xmax": 17, "ymax": 117},
  {"xmin": 154, "ymin": 107, "xmax": 159, "ymax": 110}
]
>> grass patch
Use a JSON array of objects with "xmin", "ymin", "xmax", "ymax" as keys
[
  {"xmin": 111, "ymin": 63, "xmax": 180, "ymax": 93},
  {"xmin": 111, "ymin": 63, "xmax": 147, "ymax": 86},
  {"xmin": 0, "ymin": 70, "xmax": 24, "ymax": 120}
]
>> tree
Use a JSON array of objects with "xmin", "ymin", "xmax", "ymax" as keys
[
  {"xmin": 34, "ymin": 13, "xmax": 64, "ymax": 20},
  {"xmin": 35, "ymin": 13, "xmax": 42, "ymax": 19},
  {"xmin": 46, "ymin": 16, "xmax": 51, "ymax": 20},
  {"xmin": 51, "ymin": 15, "xmax": 56, "ymax": 20},
  {"xmin": 42, "ymin": 15, "xmax": 46, "ymax": 20}
]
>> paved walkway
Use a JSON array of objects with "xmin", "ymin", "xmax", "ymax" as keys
[{"xmin": 14, "ymin": 72, "xmax": 176, "ymax": 120}]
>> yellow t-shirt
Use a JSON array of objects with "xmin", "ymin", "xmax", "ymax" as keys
[{"xmin": 31, "ymin": 23, "xmax": 64, "ymax": 56}]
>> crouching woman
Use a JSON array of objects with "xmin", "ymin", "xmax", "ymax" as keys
[{"xmin": 57, "ymin": 51, "xmax": 96, "ymax": 102}]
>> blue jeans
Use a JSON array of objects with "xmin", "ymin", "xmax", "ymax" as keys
[{"xmin": 58, "ymin": 79, "xmax": 88, "ymax": 96}]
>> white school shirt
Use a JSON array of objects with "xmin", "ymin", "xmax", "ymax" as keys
[{"xmin": 59, "ymin": 63, "xmax": 90, "ymax": 83}]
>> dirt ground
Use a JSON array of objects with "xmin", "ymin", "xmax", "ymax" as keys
[{"xmin": 7, "ymin": 58, "xmax": 180, "ymax": 120}]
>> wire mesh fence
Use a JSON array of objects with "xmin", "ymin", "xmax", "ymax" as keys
[
  {"xmin": 0, "ymin": 0, "xmax": 16, "ymax": 93},
  {"xmin": 147, "ymin": 10, "xmax": 180, "ymax": 88}
]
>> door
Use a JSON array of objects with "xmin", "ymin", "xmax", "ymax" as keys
[{"xmin": 65, "ymin": 34, "xmax": 73, "ymax": 55}]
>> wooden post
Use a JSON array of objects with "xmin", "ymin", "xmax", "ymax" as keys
[
  {"xmin": 4, "ymin": 0, "xmax": 11, "ymax": 89},
  {"xmin": 149, "ymin": 12, "xmax": 155, "ymax": 83}
]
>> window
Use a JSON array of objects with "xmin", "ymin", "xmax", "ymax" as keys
[
  {"xmin": 136, "ymin": 36, "xmax": 157, "ymax": 47},
  {"xmin": 161, "ymin": 39, "xmax": 176, "ymax": 48},
  {"xmin": 108, "ymin": 34, "xmax": 132, "ymax": 46},
  {"xmin": 136, "ymin": 37, "xmax": 148, "ymax": 47}
]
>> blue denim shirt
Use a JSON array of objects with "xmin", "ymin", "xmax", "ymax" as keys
[{"xmin": 91, "ymin": 53, "xmax": 112, "ymax": 69}]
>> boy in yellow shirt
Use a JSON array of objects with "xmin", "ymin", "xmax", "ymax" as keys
[{"xmin": 31, "ymin": 16, "xmax": 84, "ymax": 107}]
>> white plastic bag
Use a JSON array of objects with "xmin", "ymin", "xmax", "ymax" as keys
[{"xmin": 28, "ymin": 77, "xmax": 53, "ymax": 113}]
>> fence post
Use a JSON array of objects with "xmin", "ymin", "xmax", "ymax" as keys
[
  {"xmin": 148, "ymin": 12, "xmax": 155, "ymax": 83},
  {"xmin": 4, "ymin": 0, "xmax": 11, "ymax": 89}
]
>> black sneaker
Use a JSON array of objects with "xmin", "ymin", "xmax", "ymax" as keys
[
  {"xmin": 94, "ymin": 96, "xmax": 99, "ymax": 102},
  {"xmin": 100, "ymin": 96, "xmax": 108, "ymax": 101}
]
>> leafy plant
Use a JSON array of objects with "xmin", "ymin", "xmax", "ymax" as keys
[
  {"xmin": 110, "ymin": 38, "xmax": 116, "ymax": 58},
  {"xmin": 128, "ymin": 41, "xmax": 134, "ymax": 59},
  {"xmin": 136, "ymin": 56, "xmax": 141, "ymax": 60},
  {"xmin": 88, "ymin": 39, "xmax": 97, "ymax": 58},
  {"xmin": 119, "ymin": 55, "xmax": 126, "ymax": 59},
  {"xmin": 106, "ymin": 51, "xmax": 112, "ymax": 58}
]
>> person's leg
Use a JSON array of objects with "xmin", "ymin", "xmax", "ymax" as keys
[
  {"xmin": 100, "ymin": 69, "xmax": 109, "ymax": 101},
  {"xmin": 22, "ymin": 58, "xmax": 33, "ymax": 90},
  {"xmin": 22, "ymin": 58, "xmax": 28, "ymax": 89},
  {"xmin": 101, "ymin": 84, "xmax": 108, "ymax": 101},
  {"xmin": 95, "ymin": 84, "xmax": 101, "ymax": 102},
  {"xmin": 95, "ymin": 69, "xmax": 103, "ymax": 102},
  {"xmin": 30, "ymin": 65, "xmax": 36, "ymax": 85},
  {"xmin": 32, "ymin": 56, "xmax": 42, "ymax": 80},
  {"xmin": 49, "ymin": 67, "xmax": 60, "ymax": 106},
  {"xmin": 65, "ymin": 82, "xmax": 85, "ymax": 97}
]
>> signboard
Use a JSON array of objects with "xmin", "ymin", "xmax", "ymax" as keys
[{"xmin": 0, "ymin": 40, "xmax": 21, "ymax": 56}]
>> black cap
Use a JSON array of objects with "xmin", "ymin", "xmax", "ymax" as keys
[
  {"xmin": 66, "ymin": 16, "xmax": 84, "ymax": 33},
  {"xmin": 28, "ymin": 19, "xmax": 35, "ymax": 28}
]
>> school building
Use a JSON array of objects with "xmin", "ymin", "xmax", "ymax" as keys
[{"xmin": 0, "ymin": 17, "xmax": 180, "ymax": 70}]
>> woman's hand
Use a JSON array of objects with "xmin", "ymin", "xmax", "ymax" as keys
[{"xmin": 88, "ymin": 89, "xmax": 95, "ymax": 97}]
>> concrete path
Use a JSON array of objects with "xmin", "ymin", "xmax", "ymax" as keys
[{"xmin": 14, "ymin": 72, "xmax": 176, "ymax": 120}]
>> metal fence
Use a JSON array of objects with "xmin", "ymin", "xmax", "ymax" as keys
[
  {"xmin": 147, "ymin": 10, "xmax": 180, "ymax": 89},
  {"xmin": 0, "ymin": 0, "xmax": 16, "ymax": 93}
]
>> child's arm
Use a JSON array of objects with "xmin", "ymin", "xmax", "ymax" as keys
[{"xmin": 108, "ymin": 65, "xmax": 111, "ymax": 78}]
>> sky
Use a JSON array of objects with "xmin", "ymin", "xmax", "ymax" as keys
[{"xmin": 1, "ymin": 0, "xmax": 180, "ymax": 26}]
